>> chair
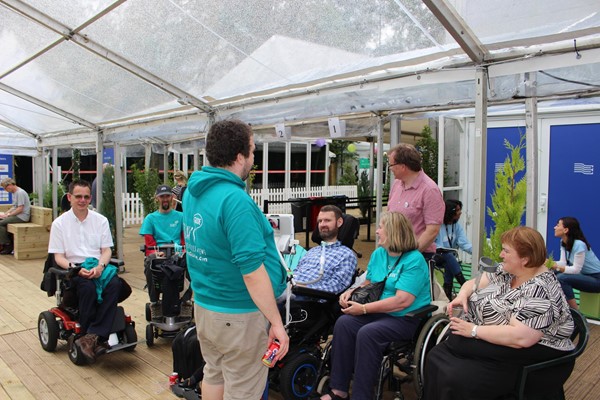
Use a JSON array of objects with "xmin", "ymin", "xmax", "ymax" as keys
[
  {"xmin": 516, "ymin": 308, "xmax": 589, "ymax": 400},
  {"xmin": 311, "ymin": 213, "xmax": 362, "ymax": 258}
]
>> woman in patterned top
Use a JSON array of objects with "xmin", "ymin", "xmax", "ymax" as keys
[
  {"xmin": 550, "ymin": 216, "xmax": 600, "ymax": 309},
  {"xmin": 423, "ymin": 226, "xmax": 575, "ymax": 400}
]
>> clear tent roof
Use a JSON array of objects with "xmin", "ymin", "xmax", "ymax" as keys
[{"xmin": 1, "ymin": 0, "xmax": 600, "ymax": 154}]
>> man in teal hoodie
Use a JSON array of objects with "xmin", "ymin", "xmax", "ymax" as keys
[{"xmin": 183, "ymin": 119, "xmax": 289, "ymax": 400}]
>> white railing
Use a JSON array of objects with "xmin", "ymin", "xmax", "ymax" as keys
[
  {"xmin": 121, "ymin": 185, "xmax": 357, "ymax": 226},
  {"xmin": 122, "ymin": 192, "xmax": 145, "ymax": 226}
]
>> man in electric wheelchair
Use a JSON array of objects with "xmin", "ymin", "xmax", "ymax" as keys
[
  {"xmin": 139, "ymin": 184, "xmax": 190, "ymax": 344},
  {"xmin": 267, "ymin": 209, "xmax": 359, "ymax": 399},
  {"xmin": 43, "ymin": 179, "xmax": 136, "ymax": 364}
]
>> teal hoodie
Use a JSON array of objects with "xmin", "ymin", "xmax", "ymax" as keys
[{"xmin": 182, "ymin": 166, "xmax": 286, "ymax": 313}]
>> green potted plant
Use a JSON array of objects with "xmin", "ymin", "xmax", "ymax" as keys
[
  {"xmin": 483, "ymin": 135, "xmax": 527, "ymax": 262},
  {"xmin": 131, "ymin": 164, "xmax": 161, "ymax": 217}
]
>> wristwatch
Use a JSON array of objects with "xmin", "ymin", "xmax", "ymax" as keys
[{"xmin": 471, "ymin": 325, "xmax": 479, "ymax": 339}]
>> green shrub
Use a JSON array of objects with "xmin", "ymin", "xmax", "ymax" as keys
[
  {"xmin": 483, "ymin": 134, "xmax": 527, "ymax": 262},
  {"xmin": 131, "ymin": 165, "xmax": 161, "ymax": 217}
]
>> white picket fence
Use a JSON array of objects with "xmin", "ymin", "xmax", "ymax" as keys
[{"xmin": 121, "ymin": 185, "xmax": 357, "ymax": 226}]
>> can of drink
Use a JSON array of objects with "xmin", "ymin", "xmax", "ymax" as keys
[
  {"xmin": 169, "ymin": 372, "xmax": 179, "ymax": 386},
  {"xmin": 261, "ymin": 340, "xmax": 280, "ymax": 367}
]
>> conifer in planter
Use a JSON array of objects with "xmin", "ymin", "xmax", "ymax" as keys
[
  {"xmin": 100, "ymin": 164, "xmax": 118, "ymax": 255},
  {"xmin": 484, "ymin": 135, "xmax": 527, "ymax": 262}
]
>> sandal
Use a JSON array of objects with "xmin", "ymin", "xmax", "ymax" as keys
[{"xmin": 320, "ymin": 389, "xmax": 349, "ymax": 400}]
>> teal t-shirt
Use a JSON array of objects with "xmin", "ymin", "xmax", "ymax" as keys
[
  {"xmin": 183, "ymin": 167, "xmax": 286, "ymax": 314},
  {"xmin": 365, "ymin": 247, "xmax": 431, "ymax": 317},
  {"xmin": 139, "ymin": 209, "xmax": 183, "ymax": 245},
  {"xmin": 568, "ymin": 239, "xmax": 600, "ymax": 274}
]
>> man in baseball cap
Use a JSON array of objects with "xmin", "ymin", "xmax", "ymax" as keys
[{"xmin": 139, "ymin": 184, "xmax": 185, "ymax": 305}]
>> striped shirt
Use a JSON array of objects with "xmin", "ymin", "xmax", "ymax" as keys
[{"xmin": 466, "ymin": 267, "xmax": 575, "ymax": 351}]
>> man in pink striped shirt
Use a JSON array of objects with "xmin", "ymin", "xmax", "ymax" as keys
[{"xmin": 387, "ymin": 144, "xmax": 444, "ymax": 258}]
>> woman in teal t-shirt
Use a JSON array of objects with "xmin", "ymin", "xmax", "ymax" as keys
[
  {"xmin": 318, "ymin": 212, "xmax": 431, "ymax": 400},
  {"xmin": 552, "ymin": 216, "xmax": 600, "ymax": 309}
]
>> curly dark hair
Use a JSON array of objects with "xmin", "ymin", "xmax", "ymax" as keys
[
  {"xmin": 443, "ymin": 199, "xmax": 462, "ymax": 224},
  {"xmin": 206, "ymin": 120, "xmax": 252, "ymax": 167},
  {"xmin": 389, "ymin": 143, "xmax": 422, "ymax": 172}
]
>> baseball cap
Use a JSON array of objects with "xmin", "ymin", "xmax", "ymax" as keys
[{"xmin": 155, "ymin": 185, "xmax": 172, "ymax": 196}]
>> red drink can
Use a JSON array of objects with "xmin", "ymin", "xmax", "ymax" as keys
[
  {"xmin": 261, "ymin": 340, "xmax": 280, "ymax": 367},
  {"xmin": 169, "ymin": 372, "xmax": 179, "ymax": 386}
]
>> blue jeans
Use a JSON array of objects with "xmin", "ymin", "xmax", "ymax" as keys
[
  {"xmin": 557, "ymin": 272, "xmax": 600, "ymax": 300},
  {"xmin": 440, "ymin": 252, "xmax": 462, "ymax": 285}
]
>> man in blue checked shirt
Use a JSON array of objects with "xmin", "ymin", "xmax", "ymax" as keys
[{"xmin": 293, "ymin": 205, "xmax": 357, "ymax": 294}]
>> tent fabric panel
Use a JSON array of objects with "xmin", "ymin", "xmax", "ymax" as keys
[{"xmin": 2, "ymin": 40, "xmax": 179, "ymax": 123}]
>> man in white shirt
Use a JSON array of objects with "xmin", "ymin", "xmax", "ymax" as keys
[{"xmin": 48, "ymin": 179, "xmax": 120, "ymax": 363}]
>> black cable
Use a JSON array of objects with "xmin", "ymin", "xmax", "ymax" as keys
[{"xmin": 539, "ymin": 70, "xmax": 600, "ymax": 89}]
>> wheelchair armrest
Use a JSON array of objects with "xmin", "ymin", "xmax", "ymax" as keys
[
  {"xmin": 110, "ymin": 258, "xmax": 125, "ymax": 267},
  {"xmin": 139, "ymin": 244, "xmax": 146, "ymax": 253},
  {"xmin": 47, "ymin": 266, "xmax": 70, "ymax": 277},
  {"xmin": 405, "ymin": 304, "xmax": 439, "ymax": 318},
  {"xmin": 292, "ymin": 285, "xmax": 339, "ymax": 301}
]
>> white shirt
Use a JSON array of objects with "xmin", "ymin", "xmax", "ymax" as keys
[{"xmin": 48, "ymin": 209, "xmax": 113, "ymax": 263}]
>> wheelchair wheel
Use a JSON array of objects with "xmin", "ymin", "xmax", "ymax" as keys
[
  {"xmin": 124, "ymin": 324, "xmax": 137, "ymax": 352},
  {"xmin": 146, "ymin": 324, "xmax": 154, "ymax": 347},
  {"xmin": 316, "ymin": 375, "xmax": 331, "ymax": 397},
  {"xmin": 68, "ymin": 336, "xmax": 87, "ymax": 365},
  {"xmin": 412, "ymin": 313, "xmax": 450, "ymax": 397},
  {"xmin": 145, "ymin": 303, "xmax": 152, "ymax": 322},
  {"xmin": 279, "ymin": 352, "xmax": 319, "ymax": 400},
  {"xmin": 38, "ymin": 311, "xmax": 59, "ymax": 352}
]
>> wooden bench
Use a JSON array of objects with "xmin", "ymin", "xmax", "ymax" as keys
[{"xmin": 7, "ymin": 205, "xmax": 52, "ymax": 260}]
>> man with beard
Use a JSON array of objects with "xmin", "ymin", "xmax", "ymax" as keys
[
  {"xmin": 293, "ymin": 205, "xmax": 357, "ymax": 294},
  {"xmin": 182, "ymin": 119, "xmax": 288, "ymax": 400},
  {"xmin": 139, "ymin": 184, "xmax": 184, "ymax": 304}
]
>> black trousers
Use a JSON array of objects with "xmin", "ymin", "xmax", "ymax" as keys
[{"xmin": 73, "ymin": 275, "xmax": 121, "ymax": 339}]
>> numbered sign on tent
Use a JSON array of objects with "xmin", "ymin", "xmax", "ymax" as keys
[
  {"xmin": 274, "ymin": 124, "xmax": 291, "ymax": 140},
  {"xmin": 328, "ymin": 118, "xmax": 346, "ymax": 138}
]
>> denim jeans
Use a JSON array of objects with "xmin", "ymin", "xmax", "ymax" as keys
[
  {"xmin": 440, "ymin": 252, "xmax": 462, "ymax": 285},
  {"xmin": 557, "ymin": 271, "xmax": 600, "ymax": 300}
]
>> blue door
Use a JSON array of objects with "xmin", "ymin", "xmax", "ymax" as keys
[{"xmin": 546, "ymin": 123, "xmax": 600, "ymax": 259}]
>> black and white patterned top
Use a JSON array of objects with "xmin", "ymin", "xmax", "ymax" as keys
[{"xmin": 466, "ymin": 266, "xmax": 575, "ymax": 351}]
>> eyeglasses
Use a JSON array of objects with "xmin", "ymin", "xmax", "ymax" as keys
[
  {"xmin": 388, "ymin": 163, "xmax": 400, "ymax": 169},
  {"xmin": 72, "ymin": 195, "xmax": 91, "ymax": 200}
]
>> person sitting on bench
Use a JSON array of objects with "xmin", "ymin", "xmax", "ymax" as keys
[{"xmin": 0, "ymin": 177, "xmax": 31, "ymax": 255}]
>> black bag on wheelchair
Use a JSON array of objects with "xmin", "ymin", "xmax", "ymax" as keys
[
  {"xmin": 151, "ymin": 256, "xmax": 186, "ymax": 317},
  {"xmin": 172, "ymin": 323, "xmax": 205, "ymax": 386}
]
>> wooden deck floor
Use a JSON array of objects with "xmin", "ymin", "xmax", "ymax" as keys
[{"xmin": 1, "ymin": 225, "xmax": 599, "ymax": 399}]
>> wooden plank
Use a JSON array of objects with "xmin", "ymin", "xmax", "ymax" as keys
[
  {"xmin": 29, "ymin": 206, "xmax": 53, "ymax": 227},
  {"xmin": 7, "ymin": 224, "xmax": 48, "ymax": 235},
  {"xmin": 0, "ymin": 356, "xmax": 36, "ymax": 400}
]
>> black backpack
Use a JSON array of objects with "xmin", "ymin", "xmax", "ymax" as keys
[{"xmin": 172, "ymin": 324, "xmax": 204, "ymax": 386}]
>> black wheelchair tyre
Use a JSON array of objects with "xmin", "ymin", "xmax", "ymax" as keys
[
  {"xmin": 124, "ymin": 324, "xmax": 137, "ymax": 352},
  {"xmin": 279, "ymin": 352, "xmax": 320, "ymax": 400},
  {"xmin": 146, "ymin": 324, "xmax": 155, "ymax": 347},
  {"xmin": 145, "ymin": 303, "xmax": 152, "ymax": 322},
  {"xmin": 68, "ymin": 335, "xmax": 88, "ymax": 365},
  {"xmin": 38, "ymin": 311, "xmax": 59, "ymax": 352},
  {"xmin": 412, "ymin": 313, "xmax": 450, "ymax": 397}
]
